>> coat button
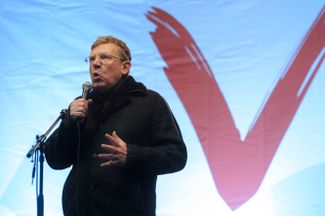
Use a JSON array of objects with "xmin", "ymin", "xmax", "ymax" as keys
[{"xmin": 89, "ymin": 184, "xmax": 96, "ymax": 192}]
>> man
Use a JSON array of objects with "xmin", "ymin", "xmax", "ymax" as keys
[{"xmin": 45, "ymin": 35, "xmax": 187, "ymax": 216}]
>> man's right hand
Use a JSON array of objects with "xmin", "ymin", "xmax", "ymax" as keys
[{"xmin": 69, "ymin": 98, "xmax": 93, "ymax": 118}]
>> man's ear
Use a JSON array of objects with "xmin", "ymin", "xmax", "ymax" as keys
[{"xmin": 121, "ymin": 61, "xmax": 131, "ymax": 75}]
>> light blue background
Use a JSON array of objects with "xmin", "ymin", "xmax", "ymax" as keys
[{"xmin": 0, "ymin": 0, "xmax": 324, "ymax": 215}]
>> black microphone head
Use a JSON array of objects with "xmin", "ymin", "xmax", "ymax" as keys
[{"xmin": 82, "ymin": 81, "xmax": 93, "ymax": 99}]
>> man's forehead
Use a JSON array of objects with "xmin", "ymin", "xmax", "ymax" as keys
[{"xmin": 91, "ymin": 43, "xmax": 120, "ymax": 54}]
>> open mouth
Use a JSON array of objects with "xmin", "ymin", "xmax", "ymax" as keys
[{"xmin": 92, "ymin": 72, "xmax": 102, "ymax": 81}]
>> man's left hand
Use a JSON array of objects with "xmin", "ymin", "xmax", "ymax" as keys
[{"xmin": 98, "ymin": 131, "xmax": 127, "ymax": 167}]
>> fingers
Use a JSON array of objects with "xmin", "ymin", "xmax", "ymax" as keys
[
  {"xmin": 104, "ymin": 132, "xmax": 127, "ymax": 155},
  {"xmin": 104, "ymin": 131, "xmax": 124, "ymax": 145},
  {"xmin": 97, "ymin": 152, "xmax": 120, "ymax": 167},
  {"xmin": 99, "ymin": 132, "xmax": 127, "ymax": 167},
  {"xmin": 97, "ymin": 153, "xmax": 119, "ymax": 161},
  {"xmin": 70, "ymin": 98, "xmax": 93, "ymax": 117},
  {"xmin": 99, "ymin": 160, "xmax": 119, "ymax": 167},
  {"xmin": 100, "ymin": 144, "xmax": 119, "ymax": 154},
  {"xmin": 104, "ymin": 132, "xmax": 118, "ymax": 147},
  {"xmin": 104, "ymin": 131, "xmax": 117, "ymax": 141},
  {"xmin": 98, "ymin": 146, "xmax": 125, "ymax": 167},
  {"xmin": 112, "ymin": 131, "xmax": 118, "ymax": 138}
]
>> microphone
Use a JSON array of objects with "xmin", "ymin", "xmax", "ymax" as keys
[
  {"xmin": 71, "ymin": 82, "xmax": 93, "ymax": 122},
  {"xmin": 81, "ymin": 81, "xmax": 93, "ymax": 99}
]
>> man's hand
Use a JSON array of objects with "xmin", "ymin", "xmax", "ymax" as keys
[
  {"xmin": 70, "ymin": 98, "xmax": 93, "ymax": 118},
  {"xmin": 98, "ymin": 131, "xmax": 128, "ymax": 167}
]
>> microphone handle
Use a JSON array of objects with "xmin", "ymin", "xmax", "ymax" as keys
[{"xmin": 72, "ymin": 82, "xmax": 92, "ymax": 122}]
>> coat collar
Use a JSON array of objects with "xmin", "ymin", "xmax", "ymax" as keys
[
  {"xmin": 89, "ymin": 75, "xmax": 147, "ymax": 102},
  {"xmin": 87, "ymin": 76, "xmax": 147, "ymax": 124}
]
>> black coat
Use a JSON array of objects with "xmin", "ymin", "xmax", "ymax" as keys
[{"xmin": 45, "ymin": 76, "xmax": 187, "ymax": 216}]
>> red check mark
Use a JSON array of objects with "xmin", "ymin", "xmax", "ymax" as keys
[{"xmin": 146, "ymin": 7, "xmax": 324, "ymax": 209}]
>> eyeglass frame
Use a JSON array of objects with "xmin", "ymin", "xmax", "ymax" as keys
[{"xmin": 85, "ymin": 52, "xmax": 126, "ymax": 64}]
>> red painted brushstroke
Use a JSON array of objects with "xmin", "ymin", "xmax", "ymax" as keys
[{"xmin": 146, "ymin": 7, "xmax": 325, "ymax": 209}]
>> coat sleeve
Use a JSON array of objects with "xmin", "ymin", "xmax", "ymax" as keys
[
  {"xmin": 126, "ymin": 94, "xmax": 187, "ymax": 175},
  {"xmin": 45, "ymin": 115, "xmax": 79, "ymax": 170}
]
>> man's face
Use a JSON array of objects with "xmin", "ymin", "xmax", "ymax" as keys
[{"xmin": 89, "ymin": 43, "xmax": 130, "ymax": 92}]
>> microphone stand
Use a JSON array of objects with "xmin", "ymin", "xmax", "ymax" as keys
[{"xmin": 26, "ymin": 109, "xmax": 67, "ymax": 216}]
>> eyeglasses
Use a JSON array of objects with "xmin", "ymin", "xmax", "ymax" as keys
[{"xmin": 85, "ymin": 53, "xmax": 120, "ymax": 64}]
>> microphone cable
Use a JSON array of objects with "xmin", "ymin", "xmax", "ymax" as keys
[{"xmin": 75, "ymin": 120, "xmax": 82, "ymax": 216}]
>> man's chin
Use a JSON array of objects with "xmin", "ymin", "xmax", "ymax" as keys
[
  {"xmin": 93, "ymin": 83, "xmax": 113, "ymax": 93},
  {"xmin": 93, "ymin": 83, "xmax": 107, "ymax": 92}
]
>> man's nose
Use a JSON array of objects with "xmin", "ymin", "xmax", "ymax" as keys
[
  {"xmin": 93, "ymin": 58, "xmax": 101, "ymax": 68},
  {"xmin": 93, "ymin": 63, "xmax": 100, "ymax": 69}
]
